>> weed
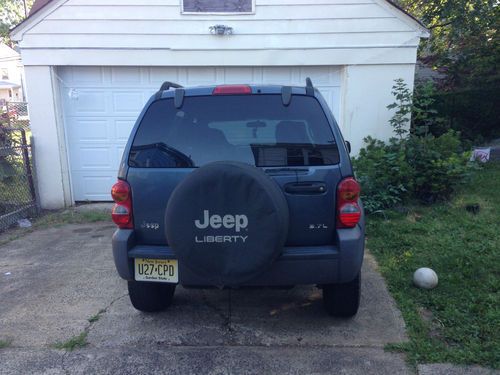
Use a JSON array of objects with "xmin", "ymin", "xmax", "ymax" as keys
[
  {"xmin": 52, "ymin": 332, "xmax": 88, "ymax": 351},
  {"xmin": 88, "ymin": 309, "xmax": 106, "ymax": 323},
  {"xmin": 0, "ymin": 339, "xmax": 12, "ymax": 349}
]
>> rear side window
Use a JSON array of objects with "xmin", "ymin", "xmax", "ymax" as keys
[{"xmin": 129, "ymin": 95, "xmax": 339, "ymax": 168}]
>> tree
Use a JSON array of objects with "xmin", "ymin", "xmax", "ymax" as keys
[
  {"xmin": 0, "ymin": 0, "xmax": 34, "ymax": 45},
  {"xmin": 397, "ymin": 0, "xmax": 499, "ymax": 89}
]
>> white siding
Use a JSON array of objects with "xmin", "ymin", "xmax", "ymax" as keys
[
  {"xmin": 30, "ymin": 18, "xmax": 416, "ymax": 35},
  {"xmin": 22, "ymin": 33, "xmax": 420, "ymax": 50},
  {"xmin": 15, "ymin": 0, "xmax": 424, "ymax": 66},
  {"xmin": 18, "ymin": 47, "xmax": 418, "ymax": 67},
  {"xmin": 342, "ymin": 64, "xmax": 416, "ymax": 154},
  {"xmin": 24, "ymin": 66, "xmax": 69, "ymax": 208},
  {"xmin": 45, "ymin": 4, "xmax": 391, "ymax": 20}
]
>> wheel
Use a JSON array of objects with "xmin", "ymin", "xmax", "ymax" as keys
[
  {"xmin": 165, "ymin": 161, "xmax": 289, "ymax": 287},
  {"xmin": 127, "ymin": 281, "xmax": 176, "ymax": 312},
  {"xmin": 322, "ymin": 272, "xmax": 361, "ymax": 317}
]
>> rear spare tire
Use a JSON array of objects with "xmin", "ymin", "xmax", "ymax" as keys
[{"xmin": 165, "ymin": 161, "xmax": 289, "ymax": 286}]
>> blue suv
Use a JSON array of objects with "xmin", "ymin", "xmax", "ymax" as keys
[{"xmin": 111, "ymin": 79, "xmax": 365, "ymax": 317}]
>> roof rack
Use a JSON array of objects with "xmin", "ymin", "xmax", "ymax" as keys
[
  {"xmin": 155, "ymin": 81, "xmax": 185, "ymax": 108},
  {"xmin": 305, "ymin": 77, "xmax": 314, "ymax": 96},
  {"xmin": 281, "ymin": 77, "xmax": 314, "ymax": 106},
  {"xmin": 281, "ymin": 86, "xmax": 292, "ymax": 106},
  {"xmin": 159, "ymin": 81, "xmax": 183, "ymax": 91}
]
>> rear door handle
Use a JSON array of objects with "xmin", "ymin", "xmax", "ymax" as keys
[{"xmin": 284, "ymin": 182, "xmax": 327, "ymax": 195}]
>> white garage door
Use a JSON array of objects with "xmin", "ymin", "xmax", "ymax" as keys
[{"xmin": 59, "ymin": 66, "xmax": 342, "ymax": 201}]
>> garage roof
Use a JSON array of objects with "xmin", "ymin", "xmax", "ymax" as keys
[{"xmin": 29, "ymin": 0, "xmax": 52, "ymax": 15}]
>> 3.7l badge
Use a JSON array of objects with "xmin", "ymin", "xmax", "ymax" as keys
[{"xmin": 309, "ymin": 224, "xmax": 328, "ymax": 229}]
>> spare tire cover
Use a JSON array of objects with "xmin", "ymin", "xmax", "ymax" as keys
[{"xmin": 165, "ymin": 161, "xmax": 289, "ymax": 286}]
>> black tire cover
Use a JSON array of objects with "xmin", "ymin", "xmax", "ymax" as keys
[{"xmin": 165, "ymin": 161, "xmax": 289, "ymax": 286}]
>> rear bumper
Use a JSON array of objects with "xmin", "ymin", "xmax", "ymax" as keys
[{"xmin": 112, "ymin": 226, "xmax": 364, "ymax": 286}]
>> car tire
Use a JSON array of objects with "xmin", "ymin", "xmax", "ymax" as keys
[
  {"xmin": 165, "ymin": 161, "xmax": 289, "ymax": 286},
  {"xmin": 322, "ymin": 272, "xmax": 361, "ymax": 318},
  {"xmin": 127, "ymin": 281, "xmax": 176, "ymax": 312}
]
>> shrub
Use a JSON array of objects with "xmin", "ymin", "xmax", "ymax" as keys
[
  {"xmin": 353, "ymin": 79, "xmax": 471, "ymax": 212},
  {"xmin": 406, "ymin": 130, "xmax": 471, "ymax": 203},
  {"xmin": 353, "ymin": 137, "xmax": 411, "ymax": 212}
]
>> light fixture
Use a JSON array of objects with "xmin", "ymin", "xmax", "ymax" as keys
[{"xmin": 209, "ymin": 25, "xmax": 234, "ymax": 36}]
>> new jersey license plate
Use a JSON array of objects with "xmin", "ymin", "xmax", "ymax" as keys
[{"xmin": 134, "ymin": 258, "xmax": 178, "ymax": 283}]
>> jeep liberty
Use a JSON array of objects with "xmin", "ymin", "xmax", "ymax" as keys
[{"xmin": 111, "ymin": 79, "xmax": 365, "ymax": 317}]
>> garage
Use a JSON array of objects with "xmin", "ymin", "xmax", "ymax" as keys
[
  {"xmin": 60, "ymin": 66, "xmax": 341, "ymax": 201},
  {"xmin": 11, "ymin": 0, "xmax": 428, "ymax": 208}
]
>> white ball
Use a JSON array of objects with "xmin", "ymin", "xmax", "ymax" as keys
[{"xmin": 413, "ymin": 268, "xmax": 438, "ymax": 289}]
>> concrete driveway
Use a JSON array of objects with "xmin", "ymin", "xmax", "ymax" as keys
[{"xmin": 0, "ymin": 223, "xmax": 409, "ymax": 374}]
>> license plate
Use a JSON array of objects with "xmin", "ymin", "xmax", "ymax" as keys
[{"xmin": 134, "ymin": 258, "xmax": 178, "ymax": 283}]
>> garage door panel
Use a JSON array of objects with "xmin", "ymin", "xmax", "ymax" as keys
[
  {"xmin": 65, "ymin": 90, "xmax": 108, "ymax": 115},
  {"xmin": 223, "ymin": 68, "xmax": 256, "ymax": 84},
  {"xmin": 64, "ymin": 90, "xmax": 150, "ymax": 117},
  {"xmin": 110, "ymin": 67, "xmax": 142, "ymax": 84},
  {"xmin": 71, "ymin": 172, "xmax": 116, "ymax": 201},
  {"xmin": 317, "ymin": 87, "xmax": 341, "ymax": 124},
  {"xmin": 115, "ymin": 119, "xmax": 136, "ymax": 141},
  {"xmin": 68, "ymin": 119, "xmax": 110, "ymax": 142},
  {"xmin": 68, "ymin": 143, "xmax": 126, "ymax": 171},
  {"xmin": 66, "ymin": 118, "xmax": 116, "ymax": 140},
  {"xmin": 112, "ymin": 92, "xmax": 147, "ymax": 114},
  {"xmin": 262, "ymin": 67, "xmax": 295, "ymax": 84},
  {"xmin": 149, "ymin": 67, "xmax": 180, "ymax": 85},
  {"xmin": 63, "ymin": 66, "xmax": 103, "ymax": 85},
  {"xmin": 70, "ymin": 146, "xmax": 114, "ymax": 170},
  {"xmin": 185, "ymin": 67, "xmax": 218, "ymax": 85},
  {"xmin": 61, "ymin": 66, "xmax": 342, "ymax": 201},
  {"xmin": 300, "ymin": 66, "xmax": 340, "ymax": 86}
]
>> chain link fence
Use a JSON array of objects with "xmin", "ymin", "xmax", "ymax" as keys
[
  {"xmin": 4, "ymin": 102, "xmax": 30, "ymax": 130},
  {"xmin": 0, "ymin": 102, "xmax": 39, "ymax": 231}
]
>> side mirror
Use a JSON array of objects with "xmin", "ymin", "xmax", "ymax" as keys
[{"xmin": 345, "ymin": 141, "xmax": 351, "ymax": 154}]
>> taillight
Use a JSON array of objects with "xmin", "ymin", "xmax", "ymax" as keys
[
  {"xmin": 213, "ymin": 85, "xmax": 252, "ymax": 95},
  {"xmin": 337, "ymin": 177, "xmax": 361, "ymax": 228},
  {"xmin": 111, "ymin": 180, "xmax": 133, "ymax": 229},
  {"xmin": 111, "ymin": 180, "xmax": 129, "ymax": 202}
]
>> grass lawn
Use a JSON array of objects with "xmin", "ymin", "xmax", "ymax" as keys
[
  {"xmin": 33, "ymin": 209, "xmax": 111, "ymax": 228},
  {"xmin": 367, "ymin": 162, "xmax": 500, "ymax": 369}
]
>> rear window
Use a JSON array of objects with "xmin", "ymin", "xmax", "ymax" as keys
[{"xmin": 129, "ymin": 95, "xmax": 339, "ymax": 168}]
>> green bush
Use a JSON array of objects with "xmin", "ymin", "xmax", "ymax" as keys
[
  {"xmin": 353, "ymin": 137, "xmax": 411, "ymax": 212},
  {"xmin": 353, "ymin": 80, "xmax": 472, "ymax": 212},
  {"xmin": 406, "ymin": 130, "xmax": 471, "ymax": 203}
]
